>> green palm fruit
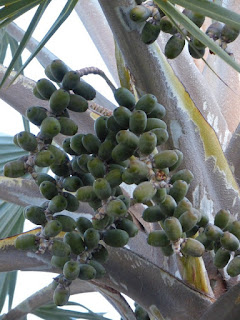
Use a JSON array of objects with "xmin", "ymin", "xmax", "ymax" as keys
[
  {"xmin": 67, "ymin": 93, "xmax": 88, "ymax": 113},
  {"xmin": 77, "ymin": 154, "xmax": 93, "ymax": 173},
  {"xmin": 182, "ymin": 9, "xmax": 205, "ymax": 28},
  {"xmin": 107, "ymin": 115, "xmax": 122, "ymax": 133},
  {"xmin": 50, "ymin": 162, "xmax": 71, "ymax": 177},
  {"xmin": 129, "ymin": 110, "xmax": 147, "ymax": 134},
  {"xmin": 198, "ymin": 210, "xmax": 209, "ymax": 228},
  {"xmin": 62, "ymin": 137, "xmax": 77, "ymax": 155},
  {"xmin": 114, "ymin": 87, "xmax": 136, "ymax": 109},
  {"xmin": 26, "ymin": 106, "xmax": 48, "ymax": 126},
  {"xmin": 93, "ymin": 178, "xmax": 112, "ymax": 200},
  {"xmin": 82, "ymin": 133, "xmax": 101, "ymax": 154},
  {"xmin": 113, "ymin": 106, "xmax": 132, "ymax": 129},
  {"xmin": 3, "ymin": 160, "xmax": 26, "ymax": 178},
  {"xmin": 133, "ymin": 181, "xmax": 156, "ymax": 203},
  {"xmin": 196, "ymin": 232, "xmax": 213, "ymax": 249},
  {"xmin": 35, "ymin": 173, "xmax": 56, "ymax": 186},
  {"xmin": 169, "ymin": 180, "xmax": 189, "ymax": 203},
  {"xmin": 14, "ymin": 234, "xmax": 37, "ymax": 250},
  {"xmin": 92, "ymin": 245, "xmax": 109, "ymax": 263},
  {"xmin": 103, "ymin": 229, "xmax": 129, "ymax": 247},
  {"xmin": 213, "ymin": 240, "xmax": 222, "ymax": 254},
  {"xmin": 130, "ymin": 5, "xmax": 151, "ymax": 22},
  {"xmin": 127, "ymin": 159, "xmax": 149, "ymax": 182},
  {"xmin": 227, "ymin": 256, "xmax": 240, "ymax": 277},
  {"xmin": 161, "ymin": 244, "xmax": 174, "ymax": 256},
  {"xmin": 76, "ymin": 216, "xmax": 93, "ymax": 235},
  {"xmin": 72, "ymin": 156, "xmax": 86, "ymax": 175},
  {"xmin": 70, "ymin": 134, "xmax": 88, "ymax": 155},
  {"xmin": 24, "ymin": 205, "xmax": 47, "ymax": 225},
  {"xmin": 186, "ymin": 225, "xmax": 199, "ymax": 238},
  {"xmin": 87, "ymin": 157, "xmax": 106, "ymax": 178},
  {"xmin": 192, "ymin": 37, "xmax": 206, "ymax": 50},
  {"xmin": 92, "ymin": 215, "xmax": 110, "ymax": 230},
  {"xmin": 62, "ymin": 71, "xmax": 80, "ymax": 90},
  {"xmin": 206, "ymin": 22, "xmax": 223, "ymax": 41},
  {"xmin": 135, "ymin": 94, "xmax": 157, "ymax": 114},
  {"xmin": 164, "ymin": 217, "xmax": 182, "ymax": 241},
  {"xmin": 51, "ymin": 255, "xmax": 70, "ymax": 269},
  {"xmin": 43, "ymin": 220, "xmax": 62, "ymax": 238},
  {"xmin": 205, "ymin": 224, "xmax": 223, "ymax": 242},
  {"xmin": 79, "ymin": 264, "xmax": 96, "ymax": 280},
  {"xmin": 147, "ymin": 230, "xmax": 170, "ymax": 247},
  {"xmin": 179, "ymin": 209, "xmax": 198, "ymax": 232},
  {"xmin": 220, "ymin": 231, "xmax": 239, "ymax": 251},
  {"xmin": 170, "ymin": 169, "xmax": 194, "ymax": 184},
  {"xmin": 141, "ymin": 21, "xmax": 161, "ymax": 45},
  {"xmin": 115, "ymin": 218, "xmax": 138, "ymax": 237},
  {"xmin": 220, "ymin": 24, "xmax": 240, "ymax": 43},
  {"xmin": 47, "ymin": 145, "xmax": 67, "ymax": 165},
  {"xmin": 148, "ymin": 102, "xmax": 166, "ymax": 119},
  {"xmin": 80, "ymin": 172, "xmax": 95, "ymax": 186},
  {"xmin": 152, "ymin": 188, "xmax": 167, "ymax": 204},
  {"xmin": 76, "ymin": 186, "xmax": 98, "ymax": 202},
  {"xmin": 106, "ymin": 199, "xmax": 127, "ymax": 217},
  {"xmin": 214, "ymin": 209, "xmax": 230, "ymax": 230},
  {"xmin": 88, "ymin": 260, "xmax": 106, "ymax": 279},
  {"xmin": 138, "ymin": 131, "xmax": 157, "ymax": 155},
  {"xmin": 122, "ymin": 169, "xmax": 136, "ymax": 185},
  {"xmin": 164, "ymin": 35, "xmax": 185, "ymax": 59},
  {"xmin": 169, "ymin": 150, "xmax": 183, "ymax": 171},
  {"xmin": 49, "ymin": 89, "xmax": 70, "ymax": 115},
  {"xmin": 142, "ymin": 205, "xmax": 165, "ymax": 222},
  {"xmin": 228, "ymin": 221, "xmax": 240, "ymax": 239},
  {"xmin": 45, "ymin": 64, "xmax": 58, "ymax": 82},
  {"xmin": 13, "ymin": 134, "xmax": 20, "ymax": 147},
  {"xmin": 154, "ymin": 150, "xmax": 178, "ymax": 169},
  {"xmin": 33, "ymin": 86, "xmax": 45, "ymax": 100},
  {"xmin": 58, "ymin": 117, "xmax": 78, "ymax": 136},
  {"xmin": 111, "ymin": 143, "xmax": 134, "ymax": 163},
  {"xmin": 35, "ymin": 78, "xmax": 56, "ymax": 100},
  {"xmin": 63, "ymin": 260, "xmax": 80, "ymax": 280},
  {"xmin": 159, "ymin": 16, "xmax": 177, "ymax": 34},
  {"xmin": 159, "ymin": 195, "xmax": 177, "ymax": 217},
  {"xmin": 73, "ymin": 80, "xmax": 96, "ymax": 100},
  {"xmin": 63, "ymin": 231, "xmax": 85, "ymax": 255},
  {"xmin": 181, "ymin": 238, "xmax": 205, "ymax": 257},
  {"xmin": 105, "ymin": 169, "xmax": 122, "ymax": 188},
  {"xmin": 39, "ymin": 181, "xmax": 58, "ymax": 200},
  {"xmin": 173, "ymin": 198, "xmax": 192, "ymax": 218},
  {"xmin": 145, "ymin": 118, "xmax": 167, "ymax": 132},
  {"xmin": 63, "ymin": 192, "xmax": 79, "ymax": 212},
  {"xmin": 63, "ymin": 176, "xmax": 83, "ymax": 192},
  {"xmin": 188, "ymin": 43, "xmax": 205, "ymax": 59},
  {"xmin": 53, "ymin": 285, "xmax": 70, "ymax": 306},
  {"xmin": 55, "ymin": 215, "xmax": 76, "ymax": 232},
  {"xmin": 98, "ymin": 140, "xmax": 115, "ymax": 161},
  {"xmin": 40, "ymin": 117, "xmax": 61, "ymax": 139},
  {"xmin": 214, "ymin": 247, "xmax": 231, "ymax": 269},
  {"xmin": 116, "ymin": 195, "xmax": 130, "ymax": 209},
  {"xmin": 116, "ymin": 130, "xmax": 139, "ymax": 149},
  {"xmin": 50, "ymin": 239, "xmax": 71, "ymax": 257},
  {"xmin": 50, "ymin": 59, "xmax": 69, "ymax": 82},
  {"xmin": 94, "ymin": 116, "xmax": 109, "ymax": 141},
  {"xmin": 35, "ymin": 150, "xmax": 55, "ymax": 167},
  {"xmin": 84, "ymin": 228, "xmax": 100, "ymax": 250},
  {"xmin": 151, "ymin": 128, "xmax": 169, "ymax": 146}
]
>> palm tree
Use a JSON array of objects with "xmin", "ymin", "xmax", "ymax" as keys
[{"xmin": 0, "ymin": 1, "xmax": 240, "ymax": 319}]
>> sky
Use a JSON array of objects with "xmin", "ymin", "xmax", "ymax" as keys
[{"xmin": 0, "ymin": 1, "xmax": 129, "ymax": 319}]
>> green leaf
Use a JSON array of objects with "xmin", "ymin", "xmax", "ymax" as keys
[
  {"xmin": 0, "ymin": 32, "xmax": 9, "ymax": 64},
  {"xmin": 0, "ymin": 1, "xmax": 24, "ymax": 5},
  {"xmin": 155, "ymin": 1, "xmax": 240, "ymax": 73},
  {"xmin": 32, "ymin": 302, "xmax": 112, "ymax": 320},
  {"xmin": 8, "ymin": 0, "xmax": 78, "ymax": 84},
  {"xmin": 0, "ymin": 0, "xmax": 51, "ymax": 87},
  {"xmin": 168, "ymin": 0, "xmax": 240, "ymax": 30},
  {"xmin": 0, "ymin": 0, "xmax": 41, "ymax": 21},
  {"xmin": 6, "ymin": 32, "xmax": 23, "ymax": 71}
]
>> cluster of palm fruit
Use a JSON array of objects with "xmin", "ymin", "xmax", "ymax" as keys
[
  {"xmin": 130, "ymin": 1, "xmax": 240, "ymax": 59},
  {"xmin": 4, "ymin": 58, "xmax": 240, "ymax": 307}
]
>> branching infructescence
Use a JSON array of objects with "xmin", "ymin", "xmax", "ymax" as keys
[{"xmin": 4, "ymin": 58, "xmax": 240, "ymax": 308}]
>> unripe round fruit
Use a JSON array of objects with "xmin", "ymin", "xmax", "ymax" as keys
[
  {"xmin": 62, "ymin": 71, "xmax": 80, "ymax": 90},
  {"xmin": 142, "ymin": 205, "xmax": 165, "ymax": 222},
  {"xmin": 49, "ymin": 89, "xmax": 70, "ymax": 114},
  {"xmin": 91, "ymin": 245, "xmax": 109, "ymax": 263},
  {"xmin": 76, "ymin": 186, "xmax": 98, "ymax": 202},
  {"xmin": 35, "ymin": 150, "xmax": 55, "ymax": 167},
  {"xmin": 26, "ymin": 106, "xmax": 48, "ymax": 126},
  {"xmin": 17, "ymin": 131, "xmax": 37, "ymax": 151},
  {"xmin": 63, "ymin": 231, "xmax": 85, "ymax": 255},
  {"xmin": 214, "ymin": 247, "xmax": 231, "ymax": 269},
  {"xmin": 51, "ymin": 255, "xmax": 70, "ymax": 269},
  {"xmin": 169, "ymin": 150, "xmax": 183, "ymax": 171},
  {"xmin": 205, "ymin": 224, "xmax": 223, "ymax": 242},
  {"xmin": 164, "ymin": 35, "xmax": 185, "ymax": 59},
  {"xmin": 82, "ymin": 134, "xmax": 101, "ymax": 154},
  {"xmin": 39, "ymin": 181, "xmax": 58, "ymax": 200},
  {"xmin": 40, "ymin": 117, "xmax": 61, "ymax": 139},
  {"xmin": 105, "ymin": 169, "xmax": 122, "ymax": 188},
  {"xmin": 220, "ymin": 231, "xmax": 239, "ymax": 251},
  {"xmin": 55, "ymin": 215, "xmax": 76, "ymax": 232},
  {"xmin": 63, "ymin": 192, "xmax": 79, "ymax": 212},
  {"xmin": 51, "ymin": 239, "xmax": 71, "ymax": 257},
  {"xmin": 53, "ymin": 285, "xmax": 70, "ymax": 306},
  {"xmin": 160, "ymin": 16, "xmax": 177, "ymax": 34},
  {"xmin": 182, "ymin": 9, "xmax": 205, "ymax": 28},
  {"xmin": 116, "ymin": 130, "xmax": 139, "ymax": 149},
  {"xmin": 93, "ymin": 178, "xmax": 112, "ymax": 200},
  {"xmin": 164, "ymin": 217, "xmax": 182, "ymax": 241},
  {"xmin": 87, "ymin": 157, "xmax": 106, "ymax": 178},
  {"xmin": 106, "ymin": 199, "xmax": 127, "ymax": 217},
  {"xmin": 179, "ymin": 209, "xmax": 198, "ymax": 232},
  {"xmin": 94, "ymin": 116, "xmax": 109, "ymax": 141},
  {"xmin": 206, "ymin": 22, "xmax": 223, "ymax": 41},
  {"xmin": 181, "ymin": 238, "xmax": 205, "ymax": 257},
  {"xmin": 79, "ymin": 264, "xmax": 96, "ymax": 280},
  {"xmin": 73, "ymin": 80, "xmax": 96, "ymax": 100},
  {"xmin": 35, "ymin": 173, "xmax": 56, "ymax": 186},
  {"xmin": 130, "ymin": 5, "xmax": 151, "ymax": 22},
  {"xmin": 129, "ymin": 110, "xmax": 147, "ymax": 134},
  {"xmin": 47, "ymin": 145, "xmax": 67, "ymax": 165},
  {"xmin": 169, "ymin": 180, "xmax": 189, "ymax": 203},
  {"xmin": 14, "ymin": 234, "xmax": 37, "ymax": 250},
  {"xmin": 147, "ymin": 230, "xmax": 170, "ymax": 247},
  {"xmin": 227, "ymin": 256, "xmax": 240, "ymax": 277},
  {"xmin": 84, "ymin": 228, "xmax": 100, "ymax": 250},
  {"xmin": 103, "ymin": 229, "xmax": 129, "ymax": 247},
  {"xmin": 161, "ymin": 244, "xmax": 174, "ymax": 257},
  {"xmin": 88, "ymin": 260, "xmax": 106, "ymax": 279},
  {"xmin": 63, "ymin": 176, "xmax": 83, "ymax": 192},
  {"xmin": 159, "ymin": 195, "xmax": 177, "ymax": 217},
  {"xmin": 154, "ymin": 150, "xmax": 178, "ymax": 169},
  {"xmin": 114, "ymin": 87, "xmax": 136, "ymax": 109},
  {"xmin": 92, "ymin": 215, "xmax": 111, "ymax": 230},
  {"xmin": 115, "ymin": 218, "xmax": 138, "ymax": 237},
  {"xmin": 151, "ymin": 128, "xmax": 169, "ymax": 146},
  {"xmin": 170, "ymin": 169, "xmax": 194, "ymax": 184},
  {"xmin": 138, "ymin": 131, "xmax": 157, "ymax": 155},
  {"xmin": 214, "ymin": 209, "xmax": 230, "ymax": 230},
  {"xmin": 220, "ymin": 24, "xmax": 240, "ymax": 43},
  {"xmin": 58, "ymin": 117, "xmax": 78, "ymax": 136},
  {"xmin": 135, "ymin": 94, "xmax": 157, "ymax": 114},
  {"xmin": 133, "ymin": 181, "xmax": 156, "ymax": 203},
  {"xmin": 63, "ymin": 260, "xmax": 80, "ymax": 280},
  {"xmin": 145, "ymin": 118, "xmax": 167, "ymax": 131},
  {"xmin": 35, "ymin": 78, "xmax": 56, "ymax": 100},
  {"xmin": 24, "ymin": 205, "xmax": 47, "ymax": 225},
  {"xmin": 43, "ymin": 220, "xmax": 62, "ymax": 238},
  {"xmin": 173, "ymin": 198, "xmax": 192, "ymax": 219},
  {"xmin": 4, "ymin": 160, "xmax": 26, "ymax": 178},
  {"xmin": 76, "ymin": 217, "xmax": 93, "ymax": 235},
  {"xmin": 111, "ymin": 143, "xmax": 134, "ymax": 163},
  {"xmin": 98, "ymin": 140, "xmax": 115, "ymax": 161},
  {"xmin": 113, "ymin": 106, "xmax": 132, "ymax": 129},
  {"xmin": 70, "ymin": 134, "xmax": 88, "ymax": 155},
  {"xmin": 50, "ymin": 59, "xmax": 69, "ymax": 82},
  {"xmin": 67, "ymin": 93, "xmax": 88, "ymax": 113},
  {"xmin": 229, "ymin": 221, "xmax": 240, "ymax": 239},
  {"xmin": 141, "ymin": 21, "xmax": 161, "ymax": 45}
]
